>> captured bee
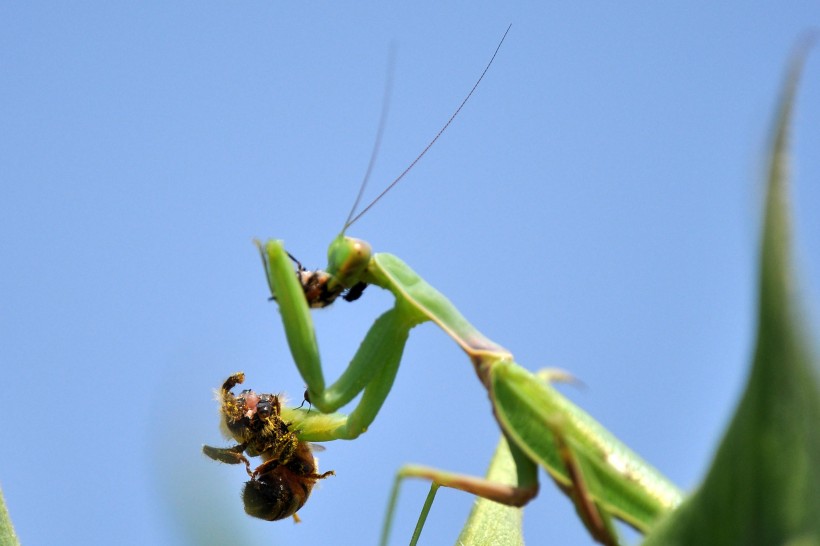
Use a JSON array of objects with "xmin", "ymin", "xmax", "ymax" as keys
[
  {"xmin": 202, "ymin": 372, "xmax": 334, "ymax": 521},
  {"xmin": 286, "ymin": 251, "xmax": 368, "ymax": 308}
]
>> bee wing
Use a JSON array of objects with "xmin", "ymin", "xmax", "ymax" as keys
[{"xmin": 308, "ymin": 443, "xmax": 326, "ymax": 452}]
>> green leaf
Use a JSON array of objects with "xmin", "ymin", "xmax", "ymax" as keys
[
  {"xmin": 456, "ymin": 437, "xmax": 524, "ymax": 546},
  {"xmin": 643, "ymin": 41, "xmax": 820, "ymax": 545},
  {"xmin": 0, "ymin": 485, "xmax": 20, "ymax": 546}
]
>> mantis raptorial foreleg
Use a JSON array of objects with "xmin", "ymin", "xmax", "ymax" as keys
[{"xmin": 257, "ymin": 239, "xmax": 423, "ymax": 440}]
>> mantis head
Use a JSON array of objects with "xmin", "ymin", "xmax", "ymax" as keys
[{"xmin": 327, "ymin": 234, "xmax": 372, "ymax": 292}]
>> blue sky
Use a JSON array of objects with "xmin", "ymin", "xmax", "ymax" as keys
[{"xmin": 2, "ymin": 3, "xmax": 819, "ymax": 545}]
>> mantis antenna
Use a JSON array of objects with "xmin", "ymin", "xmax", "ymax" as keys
[
  {"xmin": 342, "ymin": 24, "xmax": 511, "ymax": 232},
  {"xmin": 341, "ymin": 46, "xmax": 396, "ymax": 232}
]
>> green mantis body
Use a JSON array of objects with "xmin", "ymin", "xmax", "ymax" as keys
[
  {"xmin": 257, "ymin": 234, "xmax": 683, "ymax": 543},
  {"xmin": 194, "ymin": 24, "xmax": 681, "ymax": 544},
  {"xmin": 244, "ymin": 28, "xmax": 686, "ymax": 545}
]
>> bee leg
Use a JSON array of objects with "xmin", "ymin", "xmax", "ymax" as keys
[
  {"xmin": 202, "ymin": 444, "xmax": 254, "ymax": 477},
  {"xmin": 296, "ymin": 389, "xmax": 312, "ymax": 411},
  {"xmin": 307, "ymin": 470, "xmax": 335, "ymax": 480},
  {"xmin": 250, "ymin": 458, "xmax": 278, "ymax": 480},
  {"xmin": 221, "ymin": 372, "xmax": 245, "ymax": 393}
]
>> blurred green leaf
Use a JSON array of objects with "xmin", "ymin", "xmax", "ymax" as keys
[
  {"xmin": 0, "ymin": 485, "xmax": 20, "ymax": 546},
  {"xmin": 456, "ymin": 437, "xmax": 524, "ymax": 546},
  {"xmin": 643, "ymin": 41, "xmax": 820, "ymax": 545}
]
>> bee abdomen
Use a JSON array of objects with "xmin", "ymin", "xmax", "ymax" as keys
[{"xmin": 242, "ymin": 466, "xmax": 311, "ymax": 521}]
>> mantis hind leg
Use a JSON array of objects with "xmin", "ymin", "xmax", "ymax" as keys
[
  {"xmin": 379, "ymin": 426, "xmax": 622, "ymax": 546},
  {"xmin": 380, "ymin": 437, "xmax": 537, "ymax": 546},
  {"xmin": 544, "ymin": 416, "xmax": 620, "ymax": 546}
]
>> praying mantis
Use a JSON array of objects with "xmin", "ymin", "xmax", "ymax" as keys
[{"xmin": 211, "ymin": 27, "xmax": 686, "ymax": 544}]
